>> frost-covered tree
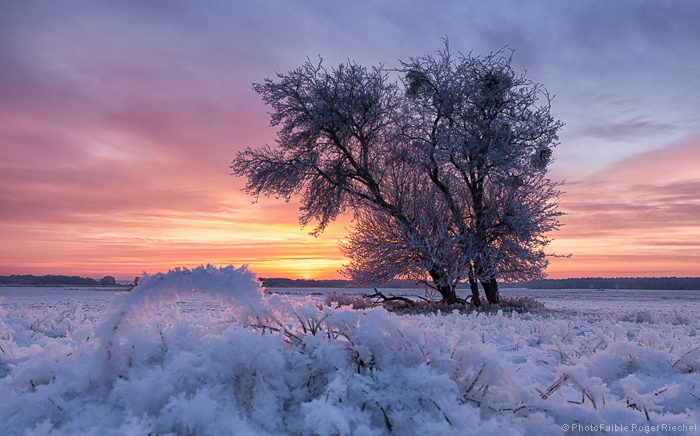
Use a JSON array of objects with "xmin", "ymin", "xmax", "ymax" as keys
[
  {"xmin": 389, "ymin": 43, "xmax": 564, "ymax": 303},
  {"xmin": 232, "ymin": 42, "xmax": 563, "ymax": 304},
  {"xmin": 339, "ymin": 175, "xmax": 476, "ymax": 304},
  {"xmin": 231, "ymin": 60, "xmax": 404, "ymax": 235}
]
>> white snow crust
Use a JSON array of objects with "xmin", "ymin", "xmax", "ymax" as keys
[{"xmin": 1, "ymin": 265, "xmax": 699, "ymax": 435}]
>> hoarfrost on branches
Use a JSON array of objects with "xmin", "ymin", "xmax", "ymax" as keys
[{"xmin": 232, "ymin": 42, "xmax": 564, "ymax": 304}]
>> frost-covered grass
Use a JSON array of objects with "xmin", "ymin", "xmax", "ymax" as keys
[{"xmin": 1, "ymin": 266, "xmax": 700, "ymax": 435}]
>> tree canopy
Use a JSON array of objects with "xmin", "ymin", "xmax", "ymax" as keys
[{"xmin": 232, "ymin": 42, "xmax": 564, "ymax": 304}]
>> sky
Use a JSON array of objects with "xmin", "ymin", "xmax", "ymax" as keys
[{"xmin": 1, "ymin": 0, "xmax": 699, "ymax": 281}]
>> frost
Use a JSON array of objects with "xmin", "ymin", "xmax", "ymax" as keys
[{"xmin": 1, "ymin": 266, "xmax": 700, "ymax": 435}]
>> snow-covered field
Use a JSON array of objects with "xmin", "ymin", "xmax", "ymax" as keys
[{"xmin": 1, "ymin": 266, "xmax": 699, "ymax": 435}]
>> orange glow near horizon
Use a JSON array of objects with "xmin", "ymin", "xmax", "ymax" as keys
[
  {"xmin": 3, "ymin": 137, "xmax": 699, "ymax": 282},
  {"xmin": 3, "ymin": 142, "xmax": 700, "ymax": 281}
]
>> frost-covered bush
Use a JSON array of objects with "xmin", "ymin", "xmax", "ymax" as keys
[
  {"xmin": 1, "ymin": 265, "xmax": 700, "ymax": 436},
  {"xmin": 380, "ymin": 299, "xmax": 466, "ymax": 314},
  {"xmin": 481, "ymin": 296, "xmax": 546, "ymax": 311},
  {"xmin": 323, "ymin": 292, "xmax": 372, "ymax": 310},
  {"xmin": 376, "ymin": 295, "xmax": 545, "ymax": 315}
]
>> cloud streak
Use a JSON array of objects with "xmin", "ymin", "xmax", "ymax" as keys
[{"xmin": 548, "ymin": 141, "xmax": 700, "ymax": 278}]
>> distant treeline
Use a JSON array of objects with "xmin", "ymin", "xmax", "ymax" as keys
[
  {"xmin": 260, "ymin": 278, "xmax": 352, "ymax": 288},
  {"xmin": 5, "ymin": 275, "xmax": 698, "ymax": 290},
  {"xmin": 0, "ymin": 274, "xmax": 122, "ymax": 286},
  {"xmin": 260, "ymin": 277, "xmax": 700, "ymax": 291},
  {"xmin": 259, "ymin": 278, "xmax": 419, "ymax": 288},
  {"xmin": 503, "ymin": 277, "xmax": 700, "ymax": 290}
]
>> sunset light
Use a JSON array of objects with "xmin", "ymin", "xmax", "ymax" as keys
[
  {"xmin": 3, "ymin": 3, "xmax": 700, "ymax": 433},
  {"xmin": 1, "ymin": 2, "xmax": 698, "ymax": 281}
]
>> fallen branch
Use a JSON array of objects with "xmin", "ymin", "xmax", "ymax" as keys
[{"xmin": 364, "ymin": 289, "xmax": 416, "ymax": 306}]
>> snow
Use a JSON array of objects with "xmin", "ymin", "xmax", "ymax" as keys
[{"xmin": 1, "ymin": 265, "xmax": 699, "ymax": 435}]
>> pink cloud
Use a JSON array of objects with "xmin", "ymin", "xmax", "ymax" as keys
[{"xmin": 548, "ymin": 140, "xmax": 700, "ymax": 278}]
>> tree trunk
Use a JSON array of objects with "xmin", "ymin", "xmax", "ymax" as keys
[
  {"xmin": 481, "ymin": 278, "xmax": 499, "ymax": 304},
  {"xmin": 429, "ymin": 270, "xmax": 459, "ymax": 304},
  {"xmin": 438, "ymin": 284, "xmax": 459, "ymax": 304},
  {"xmin": 468, "ymin": 277, "xmax": 480, "ymax": 307}
]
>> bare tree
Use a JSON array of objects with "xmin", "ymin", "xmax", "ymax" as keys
[{"xmin": 232, "ymin": 43, "xmax": 563, "ymax": 304}]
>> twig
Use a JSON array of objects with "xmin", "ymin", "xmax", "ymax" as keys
[
  {"xmin": 417, "ymin": 280, "xmax": 437, "ymax": 291},
  {"xmin": 672, "ymin": 346, "xmax": 700, "ymax": 368},
  {"xmin": 429, "ymin": 399, "xmax": 452, "ymax": 425},
  {"xmin": 377, "ymin": 403, "xmax": 393, "ymax": 432},
  {"xmin": 465, "ymin": 365, "xmax": 485, "ymax": 394},
  {"xmin": 48, "ymin": 397, "xmax": 63, "ymax": 411},
  {"xmin": 574, "ymin": 381, "xmax": 596, "ymax": 409},
  {"xmin": 539, "ymin": 373, "xmax": 570, "ymax": 399}
]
